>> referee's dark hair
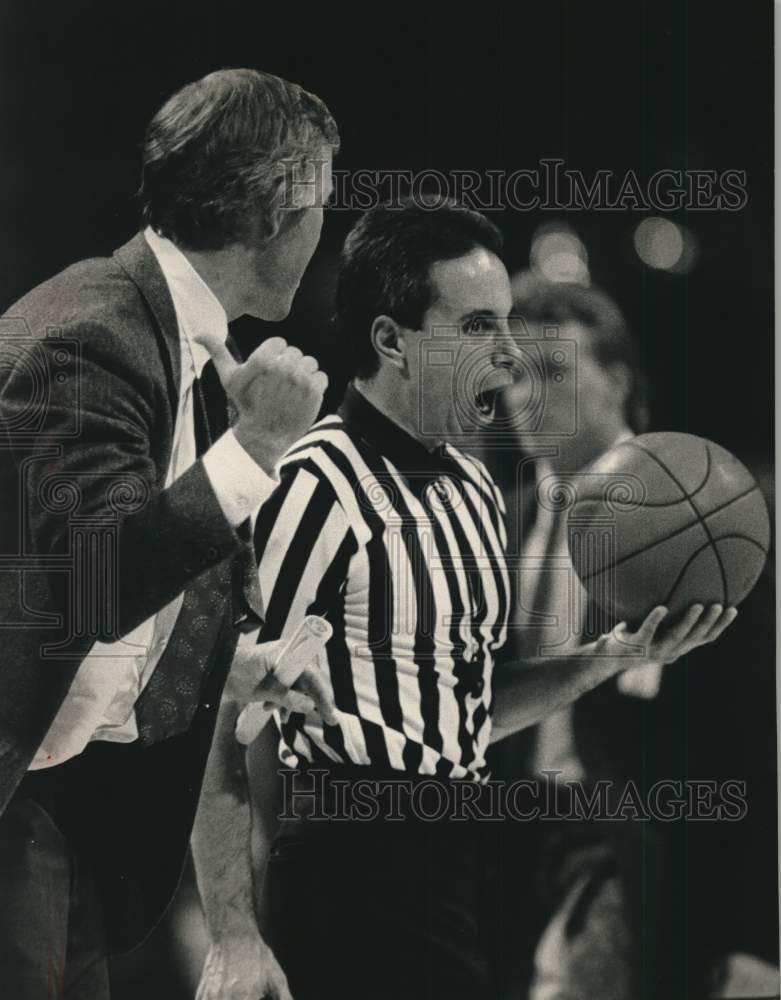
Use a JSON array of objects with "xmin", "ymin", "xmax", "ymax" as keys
[
  {"xmin": 337, "ymin": 198, "xmax": 504, "ymax": 380},
  {"xmin": 510, "ymin": 271, "xmax": 650, "ymax": 433},
  {"xmin": 139, "ymin": 68, "xmax": 339, "ymax": 251}
]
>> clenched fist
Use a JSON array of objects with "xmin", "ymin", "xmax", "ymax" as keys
[{"xmin": 209, "ymin": 335, "xmax": 328, "ymax": 474}]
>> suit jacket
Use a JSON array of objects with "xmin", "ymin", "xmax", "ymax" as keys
[{"xmin": 0, "ymin": 232, "xmax": 248, "ymax": 949}]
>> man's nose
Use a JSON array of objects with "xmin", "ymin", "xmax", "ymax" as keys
[{"xmin": 490, "ymin": 328, "xmax": 524, "ymax": 375}]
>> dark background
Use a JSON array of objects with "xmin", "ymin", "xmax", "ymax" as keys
[
  {"xmin": 0, "ymin": 0, "xmax": 773, "ymax": 462},
  {"xmin": 0, "ymin": 2, "xmax": 774, "ymax": 997}
]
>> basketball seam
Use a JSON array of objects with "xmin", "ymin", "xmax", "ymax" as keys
[
  {"xmin": 574, "ymin": 484, "xmax": 760, "ymax": 580},
  {"xmin": 574, "ymin": 481, "xmax": 758, "ymax": 513},
  {"xmin": 661, "ymin": 538, "xmax": 727, "ymax": 609},
  {"xmin": 700, "ymin": 534, "xmax": 768, "ymax": 550},
  {"xmin": 661, "ymin": 534, "xmax": 767, "ymax": 609},
  {"xmin": 688, "ymin": 442, "xmax": 713, "ymax": 501},
  {"xmin": 608, "ymin": 444, "xmax": 713, "ymax": 508},
  {"xmin": 626, "ymin": 440, "xmax": 729, "ymax": 604}
]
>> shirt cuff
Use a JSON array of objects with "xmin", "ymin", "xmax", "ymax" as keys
[{"xmin": 202, "ymin": 430, "xmax": 279, "ymax": 527}]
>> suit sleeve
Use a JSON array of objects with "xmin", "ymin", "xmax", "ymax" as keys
[{"xmin": 0, "ymin": 320, "xmax": 246, "ymax": 643}]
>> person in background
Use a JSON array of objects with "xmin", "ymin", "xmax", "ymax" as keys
[{"xmin": 486, "ymin": 272, "xmax": 778, "ymax": 1000}]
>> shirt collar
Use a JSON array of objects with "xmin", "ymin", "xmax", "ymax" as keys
[
  {"xmin": 338, "ymin": 383, "xmax": 450, "ymax": 475},
  {"xmin": 143, "ymin": 226, "xmax": 227, "ymax": 380}
]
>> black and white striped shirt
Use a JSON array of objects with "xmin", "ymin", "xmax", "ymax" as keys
[{"xmin": 253, "ymin": 384, "xmax": 511, "ymax": 782}]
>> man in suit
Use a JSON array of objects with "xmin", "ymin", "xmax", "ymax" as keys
[{"xmin": 0, "ymin": 67, "xmax": 338, "ymax": 998}]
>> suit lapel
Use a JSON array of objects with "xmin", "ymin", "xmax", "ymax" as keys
[
  {"xmin": 113, "ymin": 232, "xmax": 181, "ymax": 416},
  {"xmin": 113, "ymin": 236, "xmax": 262, "ymax": 627}
]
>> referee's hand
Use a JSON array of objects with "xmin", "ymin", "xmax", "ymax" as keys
[
  {"xmin": 595, "ymin": 603, "xmax": 737, "ymax": 665},
  {"xmin": 196, "ymin": 930, "xmax": 292, "ymax": 1000},
  {"xmin": 224, "ymin": 639, "xmax": 337, "ymax": 725}
]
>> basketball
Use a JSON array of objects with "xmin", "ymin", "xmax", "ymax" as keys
[{"xmin": 566, "ymin": 432, "xmax": 770, "ymax": 625}]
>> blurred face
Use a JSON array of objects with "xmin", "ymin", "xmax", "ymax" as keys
[
  {"xmin": 403, "ymin": 247, "xmax": 517, "ymax": 441},
  {"xmin": 229, "ymin": 145, "xmax": 333, "ymax": 321},
  {"xmin": 501, "ymin": 320, "xmax": 627, "ymax": 458}
]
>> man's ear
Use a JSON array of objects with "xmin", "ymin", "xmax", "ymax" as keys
[
  {"xmin": 371, "ymin": 315, "xmax": 408, "ymax": 374},
  {"xmin": 258, "ymin": 177, "xmax": 306, "ymax": 243},
  {"xmin": 258, "ymin": 203, "xmax": 298, "ymax": 243}
]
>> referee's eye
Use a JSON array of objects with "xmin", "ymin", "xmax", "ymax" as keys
[{"xmin": 465, "ymin": 316, "xmax": 491, "ymax": 336}]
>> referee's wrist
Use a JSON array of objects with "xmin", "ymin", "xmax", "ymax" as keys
[
  {"xmin": 203, "ymin": 894, "xmax": 260, "ymax": 940},
  {"xmin": 226, "ymin": 643, "xmax": 277, "ymax": 702}
]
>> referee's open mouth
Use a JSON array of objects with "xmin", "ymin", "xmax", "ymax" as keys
[
  {"xmin": 474, "ymin": 359, "xmax": 517, "ymax": 417},
  {"xmin": 474, "ymin": 385, "xmax": 502, "ymax": 417}
]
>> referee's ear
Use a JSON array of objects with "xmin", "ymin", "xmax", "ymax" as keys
[{"xmin": 371, "ymin": 315, "xmax": 409, "ymax": 375}]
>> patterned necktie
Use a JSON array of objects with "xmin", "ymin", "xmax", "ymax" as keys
[
  {"xmin": 197, "ymin": 354, "xmax": 265, "ymax": 630},
  {"xmin": 134, "ymin": 351, "xmax": 261, "ymax": 745}
]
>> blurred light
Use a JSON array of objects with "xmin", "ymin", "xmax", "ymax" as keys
[
  {"xmin": 634, "ymin": 217, "xmax": 682, "ymax": 268},
  {"xmin": 530, "ymin": 225, "xmax": 590, "ymax": 285},
  {"xmin": 634, "ymin": 216, "xmax": 699, "ymax": 273}
]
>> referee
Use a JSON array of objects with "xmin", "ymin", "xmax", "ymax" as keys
[{"xmin": 193, "ymin": 200, "xmax": 736, "ymax": 1000}]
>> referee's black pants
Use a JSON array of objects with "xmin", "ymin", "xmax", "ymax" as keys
[{"xmin": 260, "ymin": 767, "xmax": 503, "ymax": 1000}]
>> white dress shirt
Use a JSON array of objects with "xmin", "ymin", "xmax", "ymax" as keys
[{"xmin": 31, "ymin": 228, "xmax": 276, "ymax": 768}]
